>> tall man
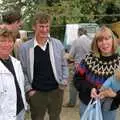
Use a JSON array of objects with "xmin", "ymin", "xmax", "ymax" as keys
[
  {"xmin": 19, "ymin": 12, "xmax": 69, "ymax": 120},
  {"xmin": 64, "ymin": 28, "xmax": 91, "ymax": 107}
]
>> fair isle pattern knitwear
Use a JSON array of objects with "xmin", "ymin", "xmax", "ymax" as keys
[{"xmin": 78, "ymin": 53, "xmax": 120, "ymax": 88}]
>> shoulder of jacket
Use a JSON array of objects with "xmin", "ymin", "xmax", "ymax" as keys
[
  {"xmin": 10, "ymin": 56, "xmax": 20, "ymax": 64},
  {"xmin": 50, "ymin": 37, "xmax": 63, "ymax": 46}
]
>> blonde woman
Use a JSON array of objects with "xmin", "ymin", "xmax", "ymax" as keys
[
  {"xmin": 74, "ymin": 26, "xmax": 120, "ymax": 120},
  {"xmin": 0, "ymin": 28, "xmax": 27, "ymax": 120}
]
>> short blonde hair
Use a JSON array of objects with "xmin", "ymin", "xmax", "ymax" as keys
[
  {"xmin": 91, "ymin": 26, "xmax": 118, "ymax": 57},
  {"xmin": 33, "ymin": 12, "xmax": 51, "ymax": 25},
  {"xmin": 0, "ymin": 28, "xmax": 15, "ymax": 42}
]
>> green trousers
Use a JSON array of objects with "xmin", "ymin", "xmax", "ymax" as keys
[{"xmin": 29, "ymin": 88, "xmax": 64, "ymax": 120}]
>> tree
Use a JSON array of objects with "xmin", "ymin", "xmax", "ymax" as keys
[
  {"xmin": 0, "ymin": 0, "xmax": 120, "ymax": 39},
  {"xmin": 97, "ymin": 1, "xmax": 120, "ymax": 24}
]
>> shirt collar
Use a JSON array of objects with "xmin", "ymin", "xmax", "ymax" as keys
[{"xmin": 34, "ymin": 38, "xmax": 49, "ymax": 51}]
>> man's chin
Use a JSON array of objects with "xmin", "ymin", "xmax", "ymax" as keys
[{"xmin": 40, "ymin": 36, "xmax": 48, "ymax": 39}]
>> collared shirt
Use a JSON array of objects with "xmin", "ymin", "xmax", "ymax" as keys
[{"xmin": 34, "ymin": 38, "xmax": 49, "ymax": 51}]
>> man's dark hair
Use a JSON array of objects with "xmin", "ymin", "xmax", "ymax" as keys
[
  {"xmin": 2, "ymin": 10, "xmax": 22, "ymax": 24},
  {"xmin": 78, "ymin": 27, "xmax": 87, "ymax": 36}
]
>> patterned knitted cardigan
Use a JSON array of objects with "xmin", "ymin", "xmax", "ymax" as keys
[{"xmin": 74, "ymin": 52, "xmax": 120, "ymax": 110}]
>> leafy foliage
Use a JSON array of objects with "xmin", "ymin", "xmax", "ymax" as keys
[{"xmin": 0, "ymin": 0, "xmax": 120, "ymax": 40}]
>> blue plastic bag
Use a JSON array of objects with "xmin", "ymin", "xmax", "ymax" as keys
[{"xmin": 81, "ymin": 98, "xmax": 103, "ymax": 120}]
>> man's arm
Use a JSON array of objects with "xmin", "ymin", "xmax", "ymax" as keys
[{"xmin": 19, "ymin": 45, "xmax": 32, "ymax": 93}]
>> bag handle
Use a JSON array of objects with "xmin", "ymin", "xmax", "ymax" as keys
[{"xmin": 81, "ymin": 98, "xmax": 103, "ymax": 120}]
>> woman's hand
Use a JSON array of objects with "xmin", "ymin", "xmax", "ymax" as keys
[
  {"xmin": 91, "ymin": 88, "xmax": 98, "ymax": 98},
  {"xmin": 99, "ymin": 88, "xmax": 117, "ymax": 99}
]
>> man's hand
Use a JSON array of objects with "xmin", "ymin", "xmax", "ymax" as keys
[
  {"xmin": 59, "ymin": 80, "xmax": 68, "ymax": 90},
  {"xmin": 28, "ymin": 90, "xmax": 36, "ymax": 97}
]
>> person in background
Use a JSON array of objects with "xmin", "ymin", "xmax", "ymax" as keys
[
  {"xmin": 14, "ymin": 30, "xmax": 28, "ymax": 58},
  {"xmin": 1, "ymin": 10, "xmax": 23, "ymax": 32},
  {"xmin": 0, "ymin": 28, "xmax": 27, "ymax": 120},
  {"xmin": 74, "ymin": 26, "xmax": 120, "ymax": 120},
  {"xmin": 1, "ymin": 10, "xmax": 23, "ymax": 57},
  {"xmin": 64, "ymin": 27, "xmax": 91, "ymax": 107},
  {"xmin": 19, "ymin": 12, "xmax": 69, "ymax": 120}
]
